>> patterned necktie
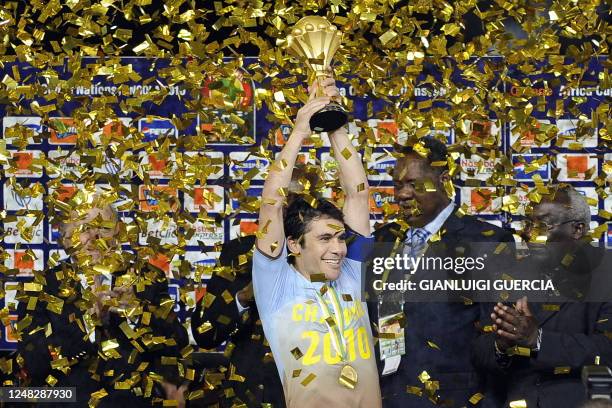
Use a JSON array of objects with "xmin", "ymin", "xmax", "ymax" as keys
[{"xmin": 404, "ymin": 228, "xmax": 431, "ymax": 258}]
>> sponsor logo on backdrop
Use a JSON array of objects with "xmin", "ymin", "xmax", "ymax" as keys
[
  {"xmin": 512, "ymin": 154, "xmax": 550, "ymax": 181},
  {"xmin": 139, "ymin": 118, "xmax": 177, "ymax": 142},
  {"xmin": 139, "ymin": 220, "xmax": 178, "ymax": 245},
  {"xmin": 4, "ymin": 151, "xmax": 43, "ymax": 178},
  {"xmin": 48, "ymin": 184, "xmax": 80, "ymax": 206},
  {"xmin": 460, "ymin": 155, "xmax": 497, "ymax": 181},
  {"xmin": 167, "ymin": 284, "xmax": 181, "ymax": 312},
  {"xmin": 462, "ymin": 120, "xmax": 501, "ymax": 146},
  {"xmin": 99, "ymin": 156, "xmax": 124, "ymax": 176},
  {"xmin": 46, "ymin": 150, "xmax": 82, "ymax": 178},
  {"xmin": 367, "ymin": 119, "xmax": 400, "ymax": 146},
  {"xmin": 184, "ymin": 185, "xmax": 224, "ymax": 213},
  {"xmin": 460, "ymin": 187, "xmax": 501, "ymax": 214},
  {"xmin": 430, "ymin": 128, "xmax": 454, "ymax": 145},
  {"xmin": 512, "ymin": 189, "xmax": 531, "ymax": 216},
  {"xmin": 607, "ymin": 223, "xmax": 612, "ymax": 249},
  {"xmin": 139, "ymin": 152, "xmax": 175, "ymax": 179},
  {"xmin": 556, "ymin": 119, "xmax": 598, "ymax": 148},
  {"xmin": 560, "ymin": 85, "xmax": 612, "ymax": 97},
  {"xmin": 199, "ymin": 75, "xmax": 255, "ymax": 144},
  {"xmin": 92, "ymin": 118, "xmax": 131, "ymax": 140},
  {"xmin": 510, "ymin": 119, "xmax": 551, "ymax": 148},
  {"xmin": 230, "ymin": 219, "xmax": 258, "ymax": 239},
  {"xmin": 2, "ymin": 116, "xmax": 42, "ymax": 144},
  {"xmin": 5, "ymin": 249, "xmax": 44, "ymax": 276},
  {"xmin": 184, "ymin": 251, "xmax": 218, "ymax": 280},
  {"xmin": 201, "ymin": 76, "xmax": 253, "ymax": 107},
  {"xmin": 138, "ymin": 185, "xmax": 179, "ymax": 212},
  {"xmin": 229, "ymin": 152, "xmax": 269, "ymax": 180},
  {"xmin": 3, "ymin": 218, "xmax": 44, "ymax": 244},
  {"xmin": 147, "ymin": 253, "xmax": 175, "ymax": 276},
  {"xmin": 320, "ymin": 152, "xmax": 337, "ymax": 181},
  {"xmin": 605, "ymin": 194, "xmax": 612, "ymax": 213},
  {"xmin": 184, "ymin": 151, "xmax": 224, "ymax": 180},
  {"xmin": 367, "ymin": 153, "xmax": 396, "ymax": 181},
  {"xmin": 3, "ymin": 184, "xmax": 44, "ymax": 210},
  {"xmin": 49, "ymin": 224, "xmax": 60, "ymax": 243},
  {"xmin": 92, "ymin": 184, "xmax": 136, "ymax": 211},
  {"xmin": 508, "ymin": 86, "xmax": 553, "ymax": 97},
  {"xmin": 4, "ymin": 315, "xmax": 18, "ymax": 343},
  {"xmin": 369, "ymin": 187, "xmax": 397, "ymax": 214},
  {"xmin": 231, "ymin": 187, "xmax": 262, "ymax": 211},
  {"xmin": 49, "ymin": 118, "xmax": 78, "ymax": 144},
  {"xmin": 187, "ymin": 221, "xmax": 224, "ymax": 246},
  {"xmin": 557, "ymin": 154, "xmax": 597, "ymax": 181}
]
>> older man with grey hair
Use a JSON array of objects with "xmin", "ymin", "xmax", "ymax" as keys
[
  {"xmin": 16, "ymin": 191, "xmax": 189, "ymax": 407},
  {"xmin": 472, "ymin": 185, "xmax": 612, "ymax": 408}
]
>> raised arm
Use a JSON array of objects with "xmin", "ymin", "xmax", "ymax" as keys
[
  {"xmin": 256, "ymin": 95, "xmax": 332, "ymax": 257},
  {"xmin": 317, "ymin": 78, "xmax": 370, "ymax": 236}
]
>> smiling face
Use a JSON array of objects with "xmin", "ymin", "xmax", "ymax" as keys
[
  {"xmin": 392, "ymin": 154, "xmax": 451, "ymax": 227},
  {"xmin": 522, "ymin": 200, "xmax": 586, "ymax": 267},
  {"xmin": 288, "ymin": 216, "xmax": 347, "ymax": 281},
  {"xmin": 59, "ymin": 204, "xmax": 120, "ymax": 265}
]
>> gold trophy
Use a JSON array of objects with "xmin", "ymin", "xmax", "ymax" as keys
[{"xmin": 286, "ymin": 16, "xmax": 348, "ymax": 133}]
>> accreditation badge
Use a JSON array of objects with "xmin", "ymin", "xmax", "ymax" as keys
[
  {"xmin": 378, "ymin": 312, "xmax": 405, "ymax": 375},
  {"xmin": 378, "ymin": 312, "xmax": 405, "ymax": 359}
]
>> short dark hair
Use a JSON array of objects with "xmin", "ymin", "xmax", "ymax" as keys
[
  {"xmin": 284, "ymin": 197, "xmax": 344, "ymax": 261},
  {"xmin": 396, "ymin": 136, "xmax": 448, "ymax": 173}
]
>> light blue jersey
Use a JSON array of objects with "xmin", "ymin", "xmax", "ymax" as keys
[{"xmin": 253, "ymin": 236, "xmax": 381, "ymax": 408}]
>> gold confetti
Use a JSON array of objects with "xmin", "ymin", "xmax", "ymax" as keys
[
  {"xmin": 406, "ymin": 386, "xmax": 423, "ymax": 396},
  {"xmin": 300, "ymin": 373, "xmax": 316, "ymax": 386},
  {"xmin": 554, "ymin": 366, "xmax": 571, "ymax": 374},
  {"xmin": 418, "ymin": 370, "xmax": 431, "ymax": 383},
  {"xmin": 469, "ymin": 392, "xmax": 484, "ymax": 404},
  {"xmin": 507, "ymin": 346, "xmax": 531, "ymax": 357},
  {"xmin": 291, "ymin": 347, "xmax": 303, "ymax": 360},
  {"xmin": 221, "ymin": 290, "xmax": 234, "ymax": 304},
  {"xmin": 309, "ymin": 273, "xmax": 326, "ymax": 282}
]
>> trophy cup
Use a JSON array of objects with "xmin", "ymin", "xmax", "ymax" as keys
[{"xmin": 286, "ymin": 16, "xmax": 348, "ymax": 133}]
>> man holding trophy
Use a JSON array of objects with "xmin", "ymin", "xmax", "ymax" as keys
[{"xmin": 252, "ymin": 16, "xmax": 382, "ymax": 407}]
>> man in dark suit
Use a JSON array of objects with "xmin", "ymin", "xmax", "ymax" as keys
[
  {"xmin": 15, "ymin": 194, "xmax": 189, "ymax": 407},
  {"xmin": 472, "ymin": 185, "xmax": 612, "ymax": 408},
  {"xmin": 369, "ymin": 137, "xmax": 515, "ymax": 407}
]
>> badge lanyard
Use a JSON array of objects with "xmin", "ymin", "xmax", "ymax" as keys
[{"xmin": 315, "ymin": 284, "xmax": 358, "ymax": 388}]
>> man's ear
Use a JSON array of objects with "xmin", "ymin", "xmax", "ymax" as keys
[
  {"xmin": 286, "ymin": 236, "xmax": 301, "ymax": 255},
  {"xmin": 438, "ymin": 169, "xmax": 450, "ymax": 185},
  {"xmin": 572, "ymin": 222, "xmax": 587, "ymax": 240}
]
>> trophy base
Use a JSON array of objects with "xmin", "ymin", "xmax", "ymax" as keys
[{"xmin": 309, "ymin": 102, "xmax": 348, "ymax": 133}]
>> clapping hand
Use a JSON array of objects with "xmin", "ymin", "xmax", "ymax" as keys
[{"xmin": 492, "ymin": 296, "xmax": 539, "ymax": 351}]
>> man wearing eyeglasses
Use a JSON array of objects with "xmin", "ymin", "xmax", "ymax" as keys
[{"xmin": 472, "ymin": 185, "xmax": 612, "ymax": 408}]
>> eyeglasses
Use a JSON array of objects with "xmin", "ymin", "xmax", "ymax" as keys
[{"xmin": 520, "ymin": 218, "xmax": 580, "ymax": 233}]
